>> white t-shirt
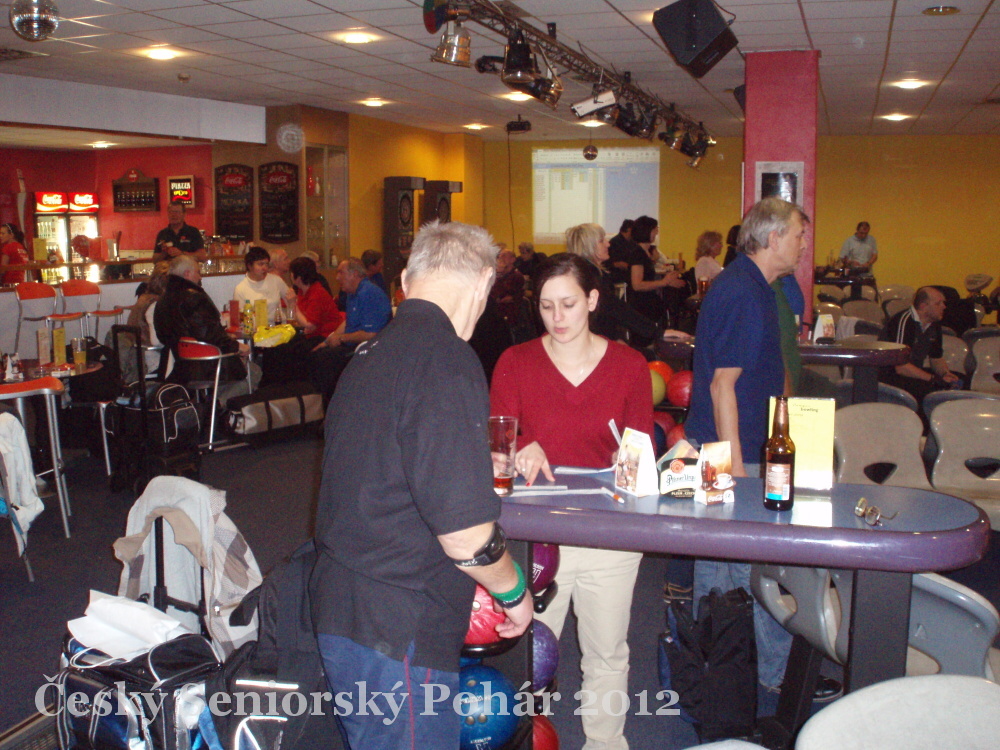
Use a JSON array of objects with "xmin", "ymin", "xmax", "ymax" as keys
[
  {"xmin": 694, "ymin": 255, "xmax": 723, "ymax": 282},
  {"xmin": 233, "ymin": 273, "xmax": 289, "ymax": 325}
]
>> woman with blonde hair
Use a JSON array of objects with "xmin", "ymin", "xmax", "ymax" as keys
[{"xmin": 694, "ymin": 230, "xmax": 724, "ymax": 284}]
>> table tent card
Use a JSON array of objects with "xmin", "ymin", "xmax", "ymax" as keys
[
  {"xmin": 768, "ymin": 396, "xmax": 836, "ymax": 491},
  {"xmin": 814, "ymin": 314, "xmax": 835, "ymax": 342},
  {"xmin": 658, "ymin": 439, "xmax": 700, "ymax": 498},
  {"xmin": 615, "ymin": 428, "xmax": 659, "ymax": 496},
  {"xmin": 695, "ymin": 441, "xmax": 735, "ymax": 505}
]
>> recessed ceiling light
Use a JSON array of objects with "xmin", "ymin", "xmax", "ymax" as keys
[
  {"xmin": 339, "ymin": 31, "xmax": 378, "ymax": 44},
  {"xmin": 892, "ymin": 79, "xmax": 929, "ymax": 89},
  {"xmin": 504, "ymin": 92, "xmax": 533, "ymax": 102},
  {"xmin": 464, "ymin": 123, "xmax": 488, "ymax": 130},
  {"xmin": 922, "ymin": 5, "xmax": 960, "ymax": 15},
  {"xmin": 90, "ymin": 141, "xmax": 114, "ymax": 148},
  {"xmin": 881, "ymin": 113, "xmax": 912, "ymax": 121},
  {"xmin": 580, "ymin": 120, "xmax": 606, "ymax": 128},
  {"xmin": 146, "ymin": 47, "xmax": 179, "ymax": 60},
  {"xmin": 360, "ymin": 98, "xmax": 386, "ymax": 107}
]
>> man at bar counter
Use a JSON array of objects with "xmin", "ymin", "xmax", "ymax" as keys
[
  {"xmin": 310, "ymin": 221, "xmax": 533, "ymax": 748},
  {"xmin": 152, "ymin": 201, "xmax": 206, "ymax": 262}
]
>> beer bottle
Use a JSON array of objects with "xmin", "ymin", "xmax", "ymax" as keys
[{"xmin": 764, "ymin": 396, "xmax": 795, "ymax": 511}]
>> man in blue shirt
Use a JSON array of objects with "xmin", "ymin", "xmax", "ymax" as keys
[
  {"xmin": 685, "ymin": 197, "xmax": 810, "ymax": 696},
  {"xmin": 309, "ymin": 257, "xmax": 391, "ymax": 399}
]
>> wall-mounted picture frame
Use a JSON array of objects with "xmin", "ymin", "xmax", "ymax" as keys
[{"xmin": 754, "ymin": 161, "xmax": 805, "ymax": 205}]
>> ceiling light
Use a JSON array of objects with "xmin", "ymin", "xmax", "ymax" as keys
[
  {"xmin": 147, "ymin": 47, "xmax": 179, "ymax": 60},
  {"xmin": 431, "ymin": 19, "xmax": 471, "ymax": 67},
  {"xmin": 361, "ymin": 98, "xmax": 386, "ymax": 107},
  {"xmin": 580, "ymin": 120, "xmax": 606, "ymax": 128},
  {"xmin": 614, "ymin": 102, "xmax": 657, "ymax": 139},
  {"xmin": 499, "ymin": 30, "xmax": 562, "ymax": 109},
  {"xmin": 340, "ymin": 31, "xmax": 377, "ymax": 44},
  {"xmin": 881, "ymin": 113, "xmax": 911, "ymax": 121},
  {"xmin": 892, "ymin": 79, "xmax": 929, "ymax": 89},
  {"xmin": 571, "ymin": 88, "xmax": 618, "ymax": 118},
  {"xmin": 464, "ymin": 123, "xmax": 487, "ymax": 130},
  {"xmin": 922, "ymin": 5, "xmax": 960, "ymax": 15},
  {"xmin": 503, "ymin": 91, "xmax": 532, "ymax": 102}
]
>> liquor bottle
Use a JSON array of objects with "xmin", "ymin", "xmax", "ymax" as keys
[
  {"xmin": 274, "ymin": 300, "xmax": 284, "ymax": 325},
  {"xmin": 764, "ymin": 396, "xmax": 795, "ymax": 511}
]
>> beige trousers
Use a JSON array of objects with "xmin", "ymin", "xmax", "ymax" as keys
[{"xmin": 535, "ymin": 545, "xmax": 643, "ymax": 750}]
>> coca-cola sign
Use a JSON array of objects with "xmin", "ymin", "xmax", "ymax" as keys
[
  {"xmin": 69, "ymin": 192, "xmax": 99, "ymax": 213},
  {"xmin": 35, "ymin": 192, "xmax": 68, "ymax": 212},
  {"xmin": 222, "ymin": 173, "xmax": 247, "ymax": 189}
]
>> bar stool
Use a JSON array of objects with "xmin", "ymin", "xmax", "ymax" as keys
[
  {"xmin": 0, "ymin": 377, "xmax": 71, "ymax": 538},
  {"xmin": 59, "ymin": 279, "xmax": 123, "ymax": 340},
  {"xmin": 176, "ymin": 338, "xmax": 240, "ymax": 452}
]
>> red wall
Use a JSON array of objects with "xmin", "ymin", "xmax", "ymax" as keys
[
  {"xmin": 0, "ymin": 144, "xmax": 214, "ymax": 253},
  {"xmin": 93, "ymin": 145, "xmax": 214, "ymax": 253}
]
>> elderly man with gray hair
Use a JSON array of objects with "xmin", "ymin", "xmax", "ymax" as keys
[{"xmin": 311, "ymin": 221, "xmax": 533, "ymax": 749}]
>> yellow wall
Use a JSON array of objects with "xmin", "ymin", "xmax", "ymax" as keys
[
  {"xmin": 347, "ymin": 114, "xmax": 483, "ymax": 256},
  {"xmin": 482, "ymin": 133, "xmax": 1000, "ymax": 295}
]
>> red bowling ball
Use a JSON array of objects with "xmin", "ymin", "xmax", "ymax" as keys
[
  {"xmin": 464, "ymin": 584, "xmax": 505, "ymax": 646},
  {"xmin": 533, "ymin": 714, "xmax": 559, "ymax": 749},
  {"xmin": 653, "ymin": 411, "xmax": 677, "ymax": 435},
  {"xmin": 666, "ymin": 423, "xmax": 686, "ymax": 450},
  {"xmin": 666, "ymin": 370, "xmax": 694, "ymax": 407}
]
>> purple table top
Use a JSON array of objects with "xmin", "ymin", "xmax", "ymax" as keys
[{"xmin": 500, "ymin": 473, "xmax": 990, "ymax": 574}]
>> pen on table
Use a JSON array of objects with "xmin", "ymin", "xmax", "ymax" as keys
[{"xmin": 601, "ymin": 487, "xmax": 625, "ymax": 504}]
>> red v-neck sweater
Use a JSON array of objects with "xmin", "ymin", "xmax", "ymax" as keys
[{"xmin": 490, "ymin": 337, "xmax": 654, "ymax": 470}]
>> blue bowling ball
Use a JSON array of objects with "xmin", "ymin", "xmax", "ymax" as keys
[
  {"xmin": 532, "ymin": 620, "xmax": 559, "ymax": 691},
  {"xmin": 458, "ymin": 664, "xmax": 520, "ymax": 750}
]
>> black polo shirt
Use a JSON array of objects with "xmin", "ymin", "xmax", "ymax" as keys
[
  {"xmin": 310, "ymin": 298, "xmax": 500, "ymax": 672},
  {"xmin": 153, "ymin": 223, "xmax": 204, "ymax": 259},
  {"xmin": 880, "ymin": 307, "xmax": 943, "ymax": 370}
]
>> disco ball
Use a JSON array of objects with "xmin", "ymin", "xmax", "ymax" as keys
[
  {"xmin": 10, "ymin": 0, "xmax": 60, "ymax": 42},
  {"xmin": 583, "ymin": 144, "xmax": 598, "ymax": 161}
]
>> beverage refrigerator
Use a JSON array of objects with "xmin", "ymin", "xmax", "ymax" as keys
[
  {"xmin": 34, "ymin": 191, "xmax": 69, "ymax": 261},
  {"xmin": 68, "ymin": 192, "xmax": 101, "ymax": 262}
]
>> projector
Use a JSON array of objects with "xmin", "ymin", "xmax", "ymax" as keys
[
  {"xmin": 571, "ymin": 89, "xmax": 617, "ymax": 118},
  {"xmin": 505, "ymin": 117, "xmax": 532, "ymax": 134}
]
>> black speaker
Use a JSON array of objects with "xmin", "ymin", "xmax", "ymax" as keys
[{"xmin": 653, "ymin": 0, "xmax": 738, "ymax": 79}]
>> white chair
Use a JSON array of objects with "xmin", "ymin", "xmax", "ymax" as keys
[
  {"xmin": 879, "ymin": 284, "xmax": 915, "ymax": 305},
  {"xmin": 882, "ymin": 297, "xmax": 910, "ymax": 320},
  {"xmin": 929, "ymin": 398, "xmax": 1000, "ymax": 527},
  {"xmin": 969, "ymin": 337, "xmax": 1000, "ymax": 394},
  {"xmin": 834, "ymin": 403, "xmax": 932, "ymax": 489},
  {"xmin": 859, "ymin": 284, "xmax": 877, "ymax": 301},
  {"xmin": 814, "ymin": 301, "xmax": 842, "ymax": 324},
  {"xmin": 941, "ymin": 334, "xmax": 968, "ymax": 376},
  {"xmin": 842, "ymin": 299, "xmax": 884, "ymax": 326}
]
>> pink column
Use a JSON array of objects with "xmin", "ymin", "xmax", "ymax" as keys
[{"xmin": 742, "ymin": 50, "xmax": 819, "ymax": 318}]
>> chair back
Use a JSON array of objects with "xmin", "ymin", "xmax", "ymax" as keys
[
  {"xmin": 795, "ymin": 674, "xmax": 1000, "ymax": 750},
  {"xmin": 969, "ymin": 337, "xmax": 1000, "ymax": 395},
  {"xmin": 749, "ymin": 565, "xmax": 841, "ymax": 663},
  {"xmin": 859, "ymin": 285, "xmax": 877, "ymax": 301},
  {"xmin": 941, "ymin": 334, "xmax": 968, "ymax": 375},
  {"xmin": 883, "ymin": 297, "xmax": 911, "ymax": 319},
  {"xmin": 177, "ymin": 337, "xmax": 225, "ymax": 362},
  {"xmin": 842, "ymin": 298, "xmax": 884, "ymax": 325},
  {"xmin": 833, "ymin": 380, "xmax": 919, "ymax": 412},
  {"xmin": 930, "ymin": 398, "xmax": 1000, "ymax": 492},
  {"xmin": 59, "ymin": 279, "xmax": 102, "ymax": 317},
  {"xmin": 814, "ymin": 302, "xmax": 842, "ymax": 324},
  {"xmin": 14, "ymin": 282, "xmax": 58, "ymax": 353},
  {"xmin": 834, "ymin": 403, "xmax": 932, "ymax": 489},
  {"xmin": 879, "ymin": 284, "xmax": 915, "ymax": 305}
]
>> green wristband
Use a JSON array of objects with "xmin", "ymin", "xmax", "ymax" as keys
[{"xmin": 491, "ymin": 561, "xmax": 526, "ymax": 603}]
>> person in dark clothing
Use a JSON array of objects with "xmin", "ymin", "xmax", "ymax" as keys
[
  {"xmin": 722, "ymin": 224, "xmax": 741, "ymax": 267},
  {"xmin": 607, "ymin": 218, "xmax": 636, "ymax": 286},
  {"xmin": 361, "ymin": 248, "xmax": 388, "ymax": 293},
  {"xmin": 513, "ymin": 241, "xmax": 546, "ymax": 289},
  {"xmin": 153, "ymin": 255, "xmax": 258, "ymax": 403},
  {"xmin": 152, "ymin": 202, "xmax": 206, "ymax": 263},
  {"xmin": 627, "ymin": 216, "xmax": 687, "ymax": 332}
]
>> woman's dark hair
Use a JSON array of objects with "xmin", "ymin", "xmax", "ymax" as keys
[
  {"xmin": 533, "ymin": 253, "xmax": 600, "ymax": 301},
  {"xmin": 289, "ymin": 256, "xmax": 321, "ymax": 286},
  {"xmin": 726, "ymin": 224, "xmax": 741, "ymax": 247},
  {"xmin": 1, "ymin": 222, "xmax": 25, "ymax": 245},
  {"xmin": 244, "ymin": 245, "xmax": 270, "ymax": 270},
  {"xmin": 631, "ymin": 215, "xmax": 658, "ymax": 244}
]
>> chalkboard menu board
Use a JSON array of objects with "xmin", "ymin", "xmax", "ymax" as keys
[
  {"xmin": 259, "ymin": 161, "xmax": 299, "ymax": 243},
  {"xmin": 214, "ymin": 164, "xmax": 254, "ymax": 240}
]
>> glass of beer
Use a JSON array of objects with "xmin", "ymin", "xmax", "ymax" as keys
[
  {"xmin": 71, "ymin": 337, "xmax": 87, "ymax": 375},
  {"xmin": 488, "ymin": 416, "xmax": 518, "ymax": 496}
]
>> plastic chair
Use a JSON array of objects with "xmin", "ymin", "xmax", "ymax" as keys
[
  {"xmin": 59, "ymin": 279, "xmax": 122, "ymax": 340},
  {"xmin": 842, "ymin": 299, "xmax": 884, "ymax": 325},
  {"xmin": 859, "ymin": 284, "xmax": 877, "ymax": 301},
  {"xmin": 962, "ymin": 327, "xmax": 1000, "ymax": 378},
  {"xmin": 814, "ymin": 302, "xmax": 842, "ymax": 325},
  {"xmin": 882, "ymin": 297, "xmax": 910, "ymax": 320},
  {"xmin": 176, "ymin": 338, "xmax": 240, "ymax": 451},
  {"xmin": 834, "ymin": 403, "xmax": 932, "ymax": 489},
  {"xmin": 941, "ymin": 334, "xmax": 968, "ymax": 375},
  {"xmin": 796, "ymin": 675, "xmax": 1000, "ymax": 750},
  {"xmin": 929, "ymin": 398, "xmax": 1000, "ymax": 527},
  {"xmin": 969, "ymin": 337, "xmax": 1000, "ymax": 395},
  {"xmin": 921, "ymin": 391, "xmax": 1000, "ymax": 471},
  {"xmin": 879, "ymin": 284, "xmax": 915, "ymax": 305},
  {"xmin": 0, "ymin": 377, "xmax": 71, "ymax": 538},
  {"xmin": 13, "ymin": 282, "xmax": 82, "ymax": 355},
  {"xmin": 834, "ymin": 380, "xmax": 919, "ymax": 412}
]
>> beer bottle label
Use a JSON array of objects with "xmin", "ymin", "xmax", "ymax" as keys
[{"xmin": 765, "ymin": 463, "xmax": 791, "ymax": 501}]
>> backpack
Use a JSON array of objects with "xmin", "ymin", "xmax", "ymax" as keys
[
  {"xmin": 206, "ymin": 540, "xmax": 345, "ymax": 750},
  {"xmin": 148, "ymin": 384, "xmax": 200, "ymax": 452}
]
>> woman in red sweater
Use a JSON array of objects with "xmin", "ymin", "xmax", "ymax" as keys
[
  {"xmin": 1, "ymin": 223, "xmax": 30, "ymax": 286},
  {"xmin": 490, "ymin": 253, "xmax": 653, "ymax": 750}
]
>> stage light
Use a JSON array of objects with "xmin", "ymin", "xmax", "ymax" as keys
[{"xmin": 432, "ymin": 19, "xmax": 472, "ymax": 67}]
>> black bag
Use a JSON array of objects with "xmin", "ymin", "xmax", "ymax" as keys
[
  {"xmin": 659, "ymin": 587, "xmax": 758, "ymax": 742},
  {"xmin": 207, "ymin": 540, "xmax": 344, "ymax": 750},
  {"xmin": 225, "ymin": 382, "xmax": 323, "ymax": 437},
  {"xmin": 147, "ymin": 384, "xmax": 200, "ymax": 452},
  {"xmin": 57, "ymin": 633, "xmax": 221, "ymax": 750},
  {"xmin": 67, "ymin": 337, "xmax": 123, "ymax": 404}
]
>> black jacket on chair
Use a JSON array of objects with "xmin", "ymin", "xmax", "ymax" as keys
[{"xmin": 153, "ymin": 274, "xmax": 246, "ymax": 383}]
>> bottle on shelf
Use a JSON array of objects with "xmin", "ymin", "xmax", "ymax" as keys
[{"xmin": 764, "ymin": 396, "xmax": 795, "ymax": 512}]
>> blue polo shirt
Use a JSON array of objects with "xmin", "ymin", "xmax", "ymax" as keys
[
  {"xmin": 345, "ymin": 277, "xmax": 392, "ymax": 335},
  {"xmin": 685, "ymin": 252, "xmax": 784, "ymax": 463}
]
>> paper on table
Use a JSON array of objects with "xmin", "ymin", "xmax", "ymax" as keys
[
  {"xmin": 68, "ymin": 590, "xmax": 190, "ymax": 659},
  {"xmin": 511, "ymin": 488, "xmax": 609, "ymax": 497},
  {"xmin": 554, "ymin": 466, "xmax": 615, "ymax": 475}
]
